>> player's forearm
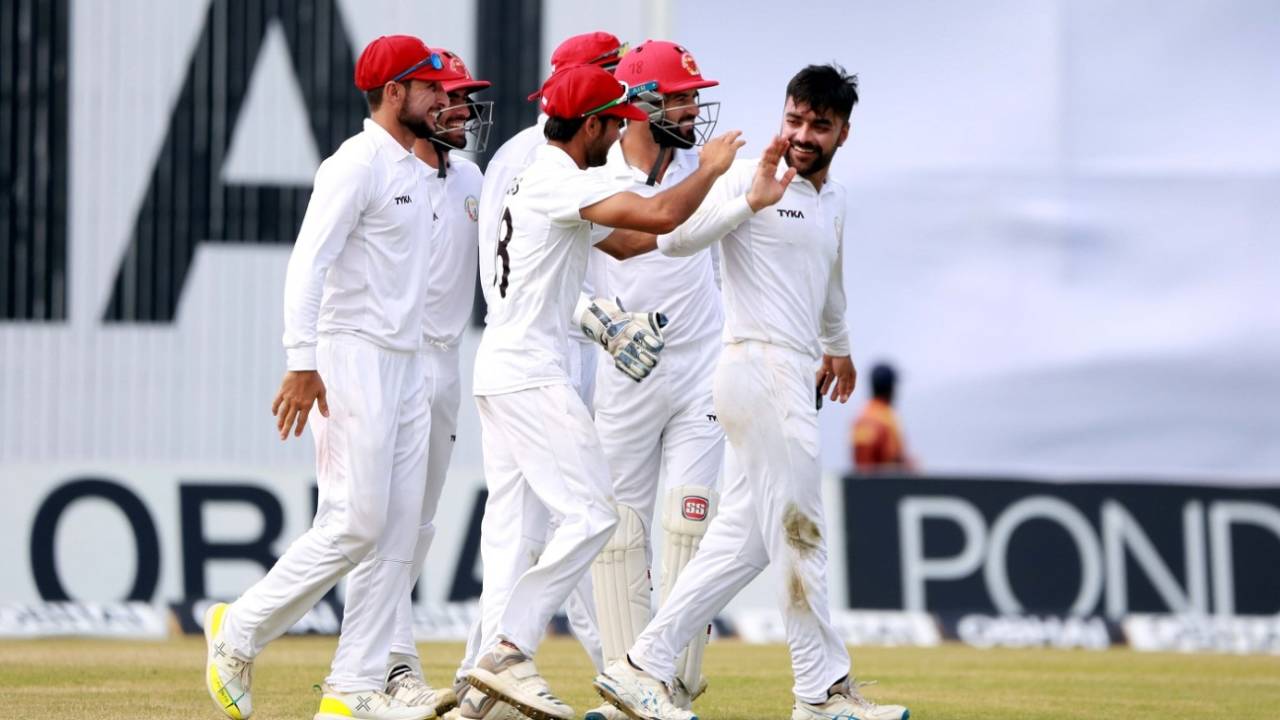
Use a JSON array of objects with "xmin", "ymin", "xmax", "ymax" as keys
[
  {"xmin": 644, "ymin": 164, "xmax": 723, "ymax": 234},
  {"xmin": 595, "ymin": 228, "xmax": 658, "ymax": 260},
  {"xmin": 281, "ymin": 264, "xmax": 325, "ymax": 370},
  {"xmin": 658, "ymin": 193, "xmax": 753, "ymax": 257}
]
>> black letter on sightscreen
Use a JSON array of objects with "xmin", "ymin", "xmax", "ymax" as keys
[
  {"xmin": 30, "ymin": 478, "xmax": 161, "ymax": 601},
  {"xmin": 180, "ymin": 484, "xmax": 284, "ymax": 599}
]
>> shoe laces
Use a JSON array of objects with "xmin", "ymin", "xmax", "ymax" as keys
[
  {"xmin": 387, "ymin": 672, "xmax": 437, "ymax": 705},
  {"xmin": 835, "ymin": 678, "xmax": 879, "ymax": 710}
]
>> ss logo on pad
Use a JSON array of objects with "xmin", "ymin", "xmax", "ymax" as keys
[{"xmin": 682, "ymin": 496, "xmax": 708, "ymax": 521}]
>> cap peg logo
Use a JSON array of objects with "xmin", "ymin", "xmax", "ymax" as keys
[{"xmin": 680, "ymin": 52, "xmax": 699, "ymax": 76}]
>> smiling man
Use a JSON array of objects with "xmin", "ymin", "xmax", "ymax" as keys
[{"xmin": 593, "ymin": 64, "xmax": 911, "ymax": 720}]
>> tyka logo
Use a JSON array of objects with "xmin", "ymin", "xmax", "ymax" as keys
[
  {"xmin": 683, "ymin": 496, "xmax": 709, "ymax": 521},
  {"xmin": 395, "ymin": 195, "xmax": 413, "ymax": 205},
  {"xmin": 776, "ymin": 208, "xmax": 805, "ymax": 219}
]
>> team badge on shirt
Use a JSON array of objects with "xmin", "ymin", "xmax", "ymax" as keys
[{"xmin": 465, "ymin": 195, "xmax": 479, "ymax": 222}]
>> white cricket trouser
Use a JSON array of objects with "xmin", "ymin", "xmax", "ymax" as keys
[
  {"xmin": 474, "ymin": 383, "xmax": 618, "ymax": 656},
  {"xmin": 388, "ymin": 343, "xmax": 461, "ymax": 661},
  {"xmin": 221, "ymin": 335, "xmax": 430, "ymax": 693},
  {"xmin": 594, "ymin": 337, "xmax": 723, "ymax": 540},
  {"xmin": 568, "ymin": 337, "xmax": 600, "ymax": 412},
  {"xmin": 630, "ymin": 341, "xmax": 849, "ymax": 704}
]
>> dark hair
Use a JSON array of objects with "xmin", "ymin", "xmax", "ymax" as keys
[
  {"xmin": 785, "ymin": 63, "xmax": 859, "ymax": 121},
  {"xmin": 544, "ymin": 115, "xmax": 587, "ymax": 141},
  {"xmin": 870, "ymin": 363, "xmax": 897, "ymax": 402},
  {"xmin": 366, "ymin": 87, "xmax": 385, "ymax": 112}
]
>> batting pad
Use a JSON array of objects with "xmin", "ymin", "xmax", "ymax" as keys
[
  {"xmin": 662, "ymin": 484, "xmax": 720, "ymax": 696},
  {"xmin": 591, "ymin": 503, "xmax": 651, "ymax": 666}
]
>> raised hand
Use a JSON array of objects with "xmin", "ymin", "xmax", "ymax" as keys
[
  {"xmin": 746, "ymin": 135, "xmax": 798, "ymax": 211},
  {"xmin": 697, "ymin": 130, "xmax": 746, "ymax": 176}
]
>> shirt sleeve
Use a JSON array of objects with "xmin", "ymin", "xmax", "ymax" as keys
[
  {"xmin": 549, "ymin": 167, "xmax": 624, "ymax": 226},
  {"xmin": 819, "ymin": 199, "xmax": 851, "ymax": 357},
  {"xmin": 656, "ymin": 162, "xmax": 754, "ymax": 258},
  {"xmin": 281, "ymin": 156, "xmax": 372, "ymax": 370}
]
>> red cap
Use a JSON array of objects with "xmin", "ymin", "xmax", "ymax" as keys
[
  {"xmin": 354, "ymin": 35, "xmax": 465, "ymax": 91},
  {"xmin": 538, "ymin": 64, "xmax": 648, "ymax": 121},
  {"xmin": 437, "ymin": 49, "xmax": 491, "ymax": 93},
  {"xmin": 614, "ymin": 40, "xmax": 718, "ymax": 94},
  {"xmin": 550, "ymin": 31, "xmax": 626, "ymax": 73}
]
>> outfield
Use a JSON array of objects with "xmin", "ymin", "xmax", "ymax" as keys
[{"xmin": 2, "ymin": 637, "xmax": 1277, "ymax": 719}]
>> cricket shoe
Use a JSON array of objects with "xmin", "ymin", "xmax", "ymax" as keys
[
  {"xmin": 584, "ymin": 702, "xmax": 630, "ymax": 720},
  {"xmin": 314, "ymin": 686, "xmax": 434, "ymax": 720},
  {"xmin": 385, "ymin": 664, "xmax": 457, "ymax": 718},
  {"xmin": 451, "ymin": 676, "xmax": 525, "ymax": 720},
  {"xmin": 593, "ymin": 658, "xmax": 696, "ymax": 720},
  {"xmin": 204, "ymin": 602, "xmax": 254, "ymax": 719},
  {"xmin": 790, "ymin": 676, "xmax": 909, "ymax": 720},
  {"xmin": 670, "ymin": 677, "xmax": 707, "ymax": 711},
  {"xmin": 465, "ymin": 643, "xmax": 573, "ymax": 720}
]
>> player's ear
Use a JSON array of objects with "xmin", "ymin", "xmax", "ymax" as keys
[{"xmin": 836, "ymin": 117, "xmax": 850, "ymax": 147}]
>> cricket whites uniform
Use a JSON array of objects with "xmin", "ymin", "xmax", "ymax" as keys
[
  {"xmin": 470, "ymin": 117, "xmax": 605, "ymax": 673},
  {"xmin": 386, "ymin": 156, "xmax": 483, "ymax": 665},
  {"xmin": 471, "ymin": 143, "xmax": 624, "ymax": 658},
  {"xmin": 630, "ymin": 158, "xmax": 853, "ymax": 704},
  {"xmin": 590, "ymin": 142, "xmax": 725, "ymax": 678},
  {"xmin": 480, "ymin": 116, "xmax": 605, "ymax": 408},
  {"xmin": 220, "ymin": 118, "xmax": 436, "ymax": 693}
]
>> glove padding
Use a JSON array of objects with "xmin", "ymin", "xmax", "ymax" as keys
[{"xmin": 580, "ymin": 297, "xmax": 668, "ymax": 382}]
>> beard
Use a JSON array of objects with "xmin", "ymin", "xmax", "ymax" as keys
[
  {"xmin": 650, "ymin": 121, "xmax": 696, "ymax": 150},
  {"xmin": 432, "ymin": 128, "xmax": 468, "ymax": 150},
  {"xmin": 585, "ymin": 136, "xmax": 612, "ymax": 167},
  {"xmin": 398, "ymin": 104, "xmax": 435, "ymax": 140},
  {"xmin": 785, "ymin": 141, "xmax": 834, "ymax": 177}
]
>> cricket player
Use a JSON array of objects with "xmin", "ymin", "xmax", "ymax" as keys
[
  {"xmin": 376, "ymin": 49, "xmax": 495, "ymax": 717},
  {"xmin": 478, "ymin": 31, "xmax": 629, "ymax": 410},
  {"xmin": 586, "ymin": 40, "xmax": 726, "ymax": 720},
  {"xmin": 463, "ymin": 63, "xmax": 745, "ymax": 720},
  {"xmin": 594, "ymin": 66, "xmax": 911, "ymax": 720},
  {"xmin": 201, "ymin": 35, "xmax": 462, "ymax": 720},
  {"xmin": 445, "ymin": 34, "xmax": 630, "ymax": 705}
]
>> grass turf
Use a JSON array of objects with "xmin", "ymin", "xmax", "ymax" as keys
[{"xmin": 2, "ymin": 637, "xmax": 1278, "ymax": 719}]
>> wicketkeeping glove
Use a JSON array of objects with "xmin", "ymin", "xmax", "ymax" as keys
[{"xmin": 580, "ymin": 297, "xmax": 669, "ymax": 382}]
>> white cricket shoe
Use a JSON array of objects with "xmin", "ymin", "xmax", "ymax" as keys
[
  {"xmin": 314, "ymin": 686, "xmax": 434, "ymax": 720},
  {"xmin": 593, "ymin": 659, "xmax": 697, "ymax": 720},
  {"xmin": 790, "ymin": 677, "xmax": 909, "ymax": 720},
  {"xmin": 452, "ymin": 676, "xmax": 525, "ymax": 720},
  {"xmin": 385, "ymin": 664, "xmax": 457, "ymax": 718},
  {"xmin": 670, "ymin": 677, "xmax": 707, "ymax": 711},
  {"xmin": 584, "ymin": 702, "xmax": 630, "ymax": 720},
  {"xmin": 204, "ymin": 602, "xmax": 254, "ymax": 720},
  {"xmin": 465, "ymin": 644, "xmax": 573, "ymax": 720}
]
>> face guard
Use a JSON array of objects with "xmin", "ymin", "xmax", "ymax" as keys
[
  {"xmin": 430, "ymin": 98, "xmax": 495, "ymax": 152},
  {"xmin": 630, "ymin": 84, "xmax": 720, "ymax": 149}
]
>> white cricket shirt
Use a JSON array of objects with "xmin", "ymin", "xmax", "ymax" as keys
[
  {"xmin": 283, "ymin": 118, "xmax": 435, "ymax": 369},
  {"xmin": 421, "ymin": 156, "xmax": 483, "ymax": 349},
  {"xmin": 657, "ymin": 158, "xmax": 850, "ymax": 359},
  {"xmin": 473, "ymin": 144, "xmax": 622, "ymax": 396},
  {"xmin": 478, "ymin": 116, "xmax": 603, "ymax": 343},
  {"xmin": 596, "ymin": 141, "xmax": 723, "ymax": 349}
]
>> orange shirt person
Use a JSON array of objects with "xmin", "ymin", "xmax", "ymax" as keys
[{"xmin": 851, "ymin": 363, "xmax": 914, "ymax": 470}]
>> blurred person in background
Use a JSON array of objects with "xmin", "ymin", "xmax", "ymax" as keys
[{"xmin": 851, "ymin": 362, "xmax": 915, "ymax": 472}]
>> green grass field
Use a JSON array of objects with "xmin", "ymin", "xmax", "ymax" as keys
[{"xmin": 2, "ymin": 637, "xmax": 1277, "ymax": 719}]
